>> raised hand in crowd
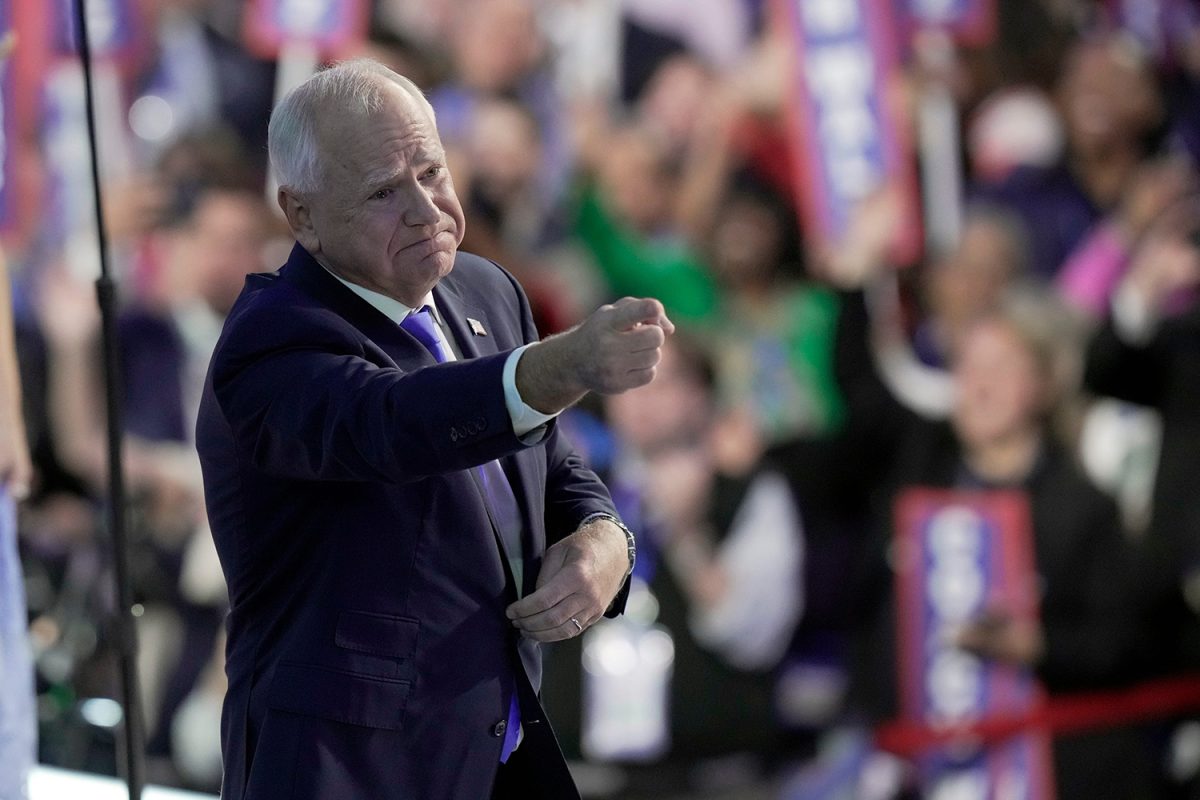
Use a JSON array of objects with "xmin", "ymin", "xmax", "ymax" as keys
[
  {"xmin": 1113, "ymin": 157, "xmax": 1197, "ymax": 245},
  {"xmin": 1121, "ymin": 196, "xmax": 1200, "ymax": 315},
  {"xmin": 810, "ymin": 186, "xmax": 906, "ymax": 291}
]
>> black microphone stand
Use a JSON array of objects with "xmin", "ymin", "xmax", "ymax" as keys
[{"xmin": 71, "ymin": 0, "xmax": 145, "ymax": 796}]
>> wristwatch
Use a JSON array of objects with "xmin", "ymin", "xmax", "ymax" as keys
[{"xmin": 581, "ymin": 512, "xmax": 636, "ymax": 578}]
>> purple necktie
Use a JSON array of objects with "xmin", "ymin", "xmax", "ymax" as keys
[{"xmin": 400, "ymin": 306, "xmax": 524, "ymax": 761}]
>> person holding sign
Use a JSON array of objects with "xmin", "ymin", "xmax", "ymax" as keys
[
  {"xmin": 196, "ymin": 59, "xmax": 671, "ymax": 800},
  {"xmin": 813, "ymin": 198, "xmax": 1155, "ymax": 796}
]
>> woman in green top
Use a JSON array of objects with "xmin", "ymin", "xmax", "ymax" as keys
[{"xmin": 573, "ymin": 158, "xmax": 845, "ymax": 445}]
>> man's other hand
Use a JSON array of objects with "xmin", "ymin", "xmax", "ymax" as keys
[
  {"xmin": 516, "ymin": 297, "xmax": 674, "ymax": 415},
  {"xmin": 505, "ymin": 518, "xmax": 630, "ymax": 641}
]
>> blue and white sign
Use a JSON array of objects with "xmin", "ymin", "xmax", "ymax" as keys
[
  {"xmin": 54, "ymin": 0, "xmax": 139, "ymax": 61},
  {"xmin": 894, "ymin": 489, "xmax": 1055, "ymax": 800},
  {"xmin": 905, "ymin": 0, "xmax": 996, "ymax": 44},
  {"xmin": 0, "ymin": 2, "xmax": 14, "ymax": 233},
  {"xmin": 780, "ymin": 0, "xmax": 922, "ymax": 264},
  {"xmin": 40, "ymin": 62, "xmax": 95, "ymax": 247},
  {"xmin": 243, "ymin": 0, "xmax": 367, "ymax": 58}
]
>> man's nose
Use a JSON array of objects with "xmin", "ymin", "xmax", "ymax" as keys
[{"xmin": 401, "ymin": 184, "xmax": 441, "ymax": 227}]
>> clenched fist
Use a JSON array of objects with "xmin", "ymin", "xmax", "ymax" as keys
[{"xmin": 517, "ymin": 297, "xmax": 674, "ymax": 414}]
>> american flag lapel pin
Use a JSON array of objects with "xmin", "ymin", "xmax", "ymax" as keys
[{"xmin": 468, "ymin": 317, "xmax": 488, "ymax": 336}]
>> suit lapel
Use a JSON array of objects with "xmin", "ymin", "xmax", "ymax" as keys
[
  {"xmin": 433, "ymin": 278, "xmax": 493, "ymax": 361},
  {"xmin": 436, "ymin": 270, "xmax": 544, "ymax": 597},
  {"xmin": 280, "ymin": 243, "xmax": 437, "ymax": 369},
  {"xmin": 286, "ymin": 244, "xmax": 545, "ymax": 597}
]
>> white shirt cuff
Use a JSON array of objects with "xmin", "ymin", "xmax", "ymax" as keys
[{"xmin": 503, "ymin": 344, "xmax": 560, "ymax": 440}]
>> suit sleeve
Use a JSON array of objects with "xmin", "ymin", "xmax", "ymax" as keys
[
  {"xmin": 541, "ymin": 423, "xmax": 630, "ymax": 617},
  {"xmin": 498, "ymin": 265, "xmax": 630, "ymax": 615},
  {"xmin": 211, "ymin": 302, "xmax": 531, "ymax": 483},
  {"xmin": 497, "ymin": 260, "xmax": 620, "ymax": 542}
]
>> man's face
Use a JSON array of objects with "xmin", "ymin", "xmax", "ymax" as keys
[{"xmin": 291, "ymin": 83, "xmax": 466, "ymax": 305}]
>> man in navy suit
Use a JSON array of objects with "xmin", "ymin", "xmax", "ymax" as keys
[{"xmin": 196, "ymin": 59, "xmax": 672, "ymax": 799}]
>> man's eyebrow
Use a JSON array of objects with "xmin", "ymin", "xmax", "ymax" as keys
[
  {"xmin": 363, "ymin": 167, "xmax": 405, "ymax": 193},
  {"xmin": 362, "ymin": 149, "xmax": 447, "ymax": 191},
  {"xmin": 412, "ymin": 146, "xmax": 447, "ymax": 169}
]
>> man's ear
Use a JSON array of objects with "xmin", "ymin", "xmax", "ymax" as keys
[{"xmin": 278, "ymin": 188, "xmax": 320, "ymax": 254}]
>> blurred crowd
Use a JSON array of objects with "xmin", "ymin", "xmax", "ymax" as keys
[{"xmin": 6, "ymin": 0, "xmax": 1200, "ymax": 797}]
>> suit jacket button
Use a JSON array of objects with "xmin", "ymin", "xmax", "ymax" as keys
[{"xmin": 491, "ymin": 719, "xmax": 507, "ymax": 738}]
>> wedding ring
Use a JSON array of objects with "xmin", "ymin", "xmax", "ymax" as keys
[{"xmin": 570, "ymin": 617, "xmax": 583, "ymax": 633}]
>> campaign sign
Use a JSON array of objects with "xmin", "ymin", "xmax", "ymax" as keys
[
  {"xmin": 40, "ymin": 62, "xmax": 93, "ymax": 246},
  {"xmin": 904, "ymin": 0, "xmax": 997, "ymax": 46},
  {"xmin": 53, "ymin": 0, "xmax": 139, "ymax": 61},
  {"xmin": 893, "ymin": 489, "xmax": 1055, "ymax": 800},
  {"xmin": 0, "ymin": 0, "xmax": 14, "ymax": 233},
  {"xmin": 244, "ymin": 0, "xmax": 368, "ymax": 59},
  {"xmin": 1, "ymin": 0, "xmax": 55, "ymax": 242},
  {"xmin": 779, "ymin": 0, "xmax": 923, "ymax": 265}
]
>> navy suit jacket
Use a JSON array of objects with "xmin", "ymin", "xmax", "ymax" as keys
[{"xmin": 197, "ymin": 244, "xmax": 623, "ymax": 799}]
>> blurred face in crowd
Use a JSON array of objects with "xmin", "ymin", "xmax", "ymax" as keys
[
  {"xmin": 286, "ymin": 82, "xmax": 467, "ymax": 306},
  {"xmin": 709, "ymin": 194, "xmax": 785, "ymax": 291},
  {"xmin": 160, "ymin": 189, "xmax": 274, "ymax": 316},
  {"xmin": 452, "ymin": 0, "xmax": 544, "ymax": 93},
  {"xmin": 180, "ymin": 190, "xmax": 276, "ymax": 316},
  {"xmin": 951, "ymin": 319, "xmax": 1047, "ymax": 451},
  {"xmin": 598, "ymin": 127, "xmax": 675, "ymax": 236},
  {"xmin": 927, "ymin": 214, "xmax": 1024, "ymax": 345},
  {"xmin": 639, "ymin": 56, "xmax": 712, "ymax": 150},
  {"xmin": 468, "ymin": 98, "xmax": 541, "ymax": 201},
  {"xmin": 606, "ymin": 339, "xmax": 711, "ymax": 454},
  {"xmin": 1057, "ymin": 38, "xmax": 1160, "ymax": 156}
]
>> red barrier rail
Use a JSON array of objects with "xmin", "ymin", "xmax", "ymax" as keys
[{"xmin": 876, "ymin": 674, "xmax": 1200, "ymax": 758}]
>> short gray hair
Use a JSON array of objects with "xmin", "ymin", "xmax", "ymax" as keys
[{"xmin": 268, "ymin": 59, "xmax": 436, "ymax": 195}]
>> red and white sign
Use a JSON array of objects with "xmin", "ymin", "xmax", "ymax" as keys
[
  {"xmin": 243, "ymin": 0, "xmax": 368, "ymax": 60},
  {"xmin": 893, "ymin": 489, "xmax": 1056, "ymax": 800},
  {"xmin": 905, "ymin": 0, "xmax": 997, "ymax": 46},
  {"xmin": 778, "ymin": 0, "xmax": 923, "ymax": 265}
]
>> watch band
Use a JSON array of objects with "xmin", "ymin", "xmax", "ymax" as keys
[{"xmin": 581, "ymin": 512, "xmax": 636, "ymax": 578}]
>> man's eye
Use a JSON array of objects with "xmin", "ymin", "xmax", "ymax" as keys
[
  {"xmin": 423, "ymin": 166, "xmax": 443, "ymax": 180},
  {"xmin": 372, "ymin": 188, "xmax": 392, "ymax": 200}
]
